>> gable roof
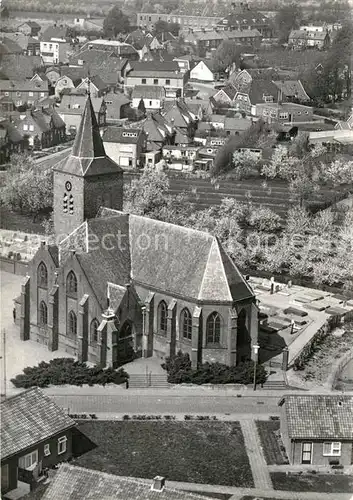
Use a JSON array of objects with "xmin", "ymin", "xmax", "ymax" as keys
[
  {"xmin": 273, "ymin": 80, "xmax": 310, "ymax": 102},
  {"xmin": 41, "ymin": 25, "xmax": 69, "ymax": 42},
  {"xmin": 58, "ymin": 94, "xmax": 103, "ymax": 114},
  {"xmin": 0, "ymin": 54, "xmax": 43, "ymax": 80},
  {"xmin": 102, "ymin": 127, "xmax": 143, "ymax": 144},
  {"xmin": 54, "ymin": 96, "xmax": 122, "ymax": 178},
  {"xmin": 41, "ymin": 464, "xmax": 220, "ymax": 500},
  {"xmin": 132, "ymin": 85, "xmax": 165, "ymax": 100},
  {"xmin": 248, "ymin": 79, "xmax": 279, "ymax": 104},
  {"xmin": 282, "ymin": 395, "xmax": 353, "ymax": 439},
  {"xmin": 1, "ymin": 388, "xmax": 75, "ymax": 460},
  {"xmin": 129, "ymin": 60, "xmax": 180, "ymax": 73}
]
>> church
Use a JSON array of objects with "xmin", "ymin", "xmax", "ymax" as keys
[{"xmin": 18, "ymin": 96, "xmax": 259, "ymax": 369}]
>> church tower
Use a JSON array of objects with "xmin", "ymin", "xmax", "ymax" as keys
[{"xmin": 53, "ymin": 95, "xmax": 123, "ymax": 237}]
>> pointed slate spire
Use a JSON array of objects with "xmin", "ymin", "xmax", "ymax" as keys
[{"xmin": 71, "ymin": 95, "xmax": 106, "ymax": 159}]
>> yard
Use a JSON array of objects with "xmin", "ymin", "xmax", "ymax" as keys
[
  {"xmin": 73, "ymin": 421, "xmax": 254, "ymax": 487},
  {"xmin": 271, "ymin": 472, "xmax": 353, "ymax": 493},
  {"xmin": 255, "ymin": 420, "xmax": 289, "ymax": 465}
]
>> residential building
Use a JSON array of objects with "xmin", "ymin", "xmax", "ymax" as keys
[
  {"xmin": 13, "ymin": 106, "xmax": 66, "ymax": 149},
  {"xmin": 57, "ymin": 94, "xmax": 106, "ymax": 134},
  {"xmin": 219, "ymin": 4, "xmax": 272, "ymax": 37},
  {"xmin": 54, "ymin": 68, "xmax": 86, "ymax": 99},
  {"xmin": 0, "ymin": 80, "xmax": 49, "ymax": 107},
  {"xmin": 72, "ymin": 17, "xmax": 104, "ymax": 33},
  {"xmin": 125, "ymin": 61, "xmax": 187, "ymax": 97},
  {"xmin": 69, "ymin": 50, "xmax": 131, "ymax": 86},
  {"xmin": 104, "ymin": 91, "xmax": 131, "ymax": 123},
  {"xmin": 137, "ymin": 13, "xmax": 222, "ymax": 32},
  {"xmin": 195, "ymin": 29, "xmax": 262, "ymax": 54},
  {"xmin": 279, "ymin": 395, "xmax": 353, "ymax": 466},
  {"xmin": 254, "ymin": 102, "xmax": 314, "ymax": 123},
  {"xmin": 16, "ymin": 20, "xmax": 41, "ymax": 36},
  {"xmin": 1, "ymin": 388, "xmax": 76, "ymax": 497},
  {"xmin": 78, "ymin": 39, "xmax": 139, "ymax": 60},
  {"xmin": 40, "ymin": 25, "xmax": 71, "ymax": 65},
  {"xmin": 224, "ymin": 117, "xmax": 252, "ymax": 135},
  {"xmin": 131, "ymin": 85, "xmax": 165, "ymax": 111},
  {"xmin": 273, "ymin": 80, "xmax": 310, "ymax": 103},
  {"xmin": 163, "ymin": 99, "xmax": 198, "ymax": 137},
  {"xmin": 174, "ymin": 54, "xmax": 202, "ymax": 73},
  {"xmin": 41, "ymin": 464, "xmax": 221, "ymax": 500},
  {"xmin": 76, "ymin": 76, "xmax": 110, "ymax": 98},
  {"xmin": 0, "ymin": 53, "xmax": 43, "ymax": 80},
  {"xmin": 2, "ymin": 32, "xmax": 40, "ymax": 56},
  {"xmin": 190, "ymin": 60, "xmax": 215, "ymax": 82},
  {"xmin": 0, "ymin": 120, "xmax": 27, "ymax": 164},
  {"xmin": 288, "ymin": 29, "xmax": 330, "ymax": 50},
  {"xmin": 102, "ymin": 127, "xmax": 147, "ymax": 169},
  {"xmin": 18, "ymin": 94, "xmax": 258, "ymax": 368},
  {"xmin": 142, "ymin": 112, "xmax": 175, "ymax": 148},
  {"xmin": 163, "ymin": 144, "xmax": 199, "ymax": 171}
]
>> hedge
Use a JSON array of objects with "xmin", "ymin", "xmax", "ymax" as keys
[
  {"xmin": 162, "ymin": 351, "xmax": 267, "ymax": 385},
  {"xmin": 11, "ymin": 358, "xmax": 128, "ymax": 388}
]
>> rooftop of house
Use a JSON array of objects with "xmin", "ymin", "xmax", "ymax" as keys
[
  {"xmin": 102, "ymin": 127, "xmax": 143, "ymax": 144},
  {"xmin": 248, "ymin": 79, "xmax": 279, "ymax": 104},
  {"xmin": 224, "ymin": 117, "xmax": 252, "ymax": 131},
  {"xmin": 281, "ymin": 395, "xmax": 353, "ymax": 440},
  {"xmin": 58, "ymin": 66, "xmax": 88, "ymax": 83},
  {"xmin": 0, "ymin": 53, "xmax": 43, "ymax": 80},
  {"xmin": 220, "ymin": 10, "xmax": 269, "ymax": 26},
  {"xmin": 58, "ymin": 94, "xmax": 103, "ymax": 114},
  {"xmin": 41, "ymin": 464, "xmax": 220, "ymax": 500},
  {"xmin": 289, "ymin": 29, "xmax": 329, "ymax": 41},
  {"xmin": 79, "ymin": 75, "xmax": 108, "ymax": 92},
  {"xmin": 0, "ymin": 36, "xmax": 23, "ymax": 54},
  {"xmin": 0, "ymin": 79, "xmax": 49, "ymax": 92},
  {"xmin": 273, "ymin": 80, "xmax": 310, "ymax": 102},
  {"xmin": 2, "ymin": 32, "xmax": 38, "ymax": 51},
  {"xmin": 132, "ymin": 85, "xmax": 165, "ymax": 100},
  {"xmin": 1, "ymin": 388, "xmax": 75, "ymax": 460},
  {"xmin": 19, "ymin": 20, "xmax": 41, "ymax": 29},
  {"xmin": 41, "ymin": 25, "xmax": 70, "ymax": 42},
  {"xmin": 104, "ymin": 91, "xmax": 130, "ymax": 107},
  {"xmin": 129, "ymin": 60, "xmax": 179, "ymax": 73}
]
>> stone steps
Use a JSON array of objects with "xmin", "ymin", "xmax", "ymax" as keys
[{"xmin": 128, "ymin": 374, "xmax": 170, "ymax": 388}]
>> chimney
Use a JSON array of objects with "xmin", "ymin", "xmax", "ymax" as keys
[{"xmin": 151, "ymin": 476, "xmax": 165, "ymax": 492}]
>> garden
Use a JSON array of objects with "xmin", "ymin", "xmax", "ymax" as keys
[
  {"xmin": 271, "ymin": 472, "xmax": 353, "ymax": 493},
  {"xmin": 255, "ymin": 420, "xmax": 289, "ymax": 465},
  {"xmin": 73, "ymin": 421, "xmax": 254, "ymax": 487},
  {"xmin": 10, "ymin": 358, "xmax": 128, "ymax": 388}
]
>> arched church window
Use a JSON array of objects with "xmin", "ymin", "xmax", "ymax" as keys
[
  {"xmin": 37, "ymin": 262, "xmax": 48, "ymax": 288},
  {"xmin": 66, "ymin": 271, "xmax": 77, "ymax": 295},
  {"xmin": 68, "ymin": 310, "xmax": 77, "ymax": 336},
  {"xmin": 158, "ymin": 300, "xmax": 167, "ymax": 335},
  {"xmin": 39, "ymin": 300, "xmax": 48, "ymax": 326},
  {"xmin": 180, "ymin": 308, "xmax": 192, "ymax": 340},
  {"xmin": 206, "ymin": 311, "xmax": 221, "ymax": 345},
  {"xmin": 90, "ymin": 318, "xmax": 99, "ymax": 343}
]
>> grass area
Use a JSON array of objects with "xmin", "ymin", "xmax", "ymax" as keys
[
  {"xmin": 271, "ymin": 472, "xmax": 353, "ymax": 493},
  {"xmin": 74, "ymin": 421, "xmax": 254, "ymax": 487},
  {"xmin": 0, "ymin": 206, "xmax": 45, "ymax": 234},
  {"xmin": 256, "ymin": 421, "xmax": 289, "ymax": 465}
]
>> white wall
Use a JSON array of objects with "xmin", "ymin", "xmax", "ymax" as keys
[
  {"xmin": 190, "ymin": 62, "xmax": 214, "ymax": 82},
  {"xmin": 132, "ymin": 97, "xmax": 161, "ymax": 110}
]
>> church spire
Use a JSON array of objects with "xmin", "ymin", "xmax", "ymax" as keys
[{"xmin": 71, "ymin": 94, "xmax": 106, "ymax": 159}]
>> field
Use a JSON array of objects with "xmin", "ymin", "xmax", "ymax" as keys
[
  {"xmin": 73, "ymin": 421, "xmax": 254, "ymax": 487},
  {"xmin": 255, "ymin": 421, "xmax": 289, "ymax": 465},
  {"xmin": 271, "ymin": 472, "xmax": 353, "ymax": 493}
]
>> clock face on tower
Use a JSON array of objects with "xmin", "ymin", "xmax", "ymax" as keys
[{"xmin": 65, "ymin": 181, "xmax": 72, "ymax": 192}]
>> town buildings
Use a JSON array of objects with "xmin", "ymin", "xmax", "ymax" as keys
[
  {"xmin": 102, "ymin": 127, "xmax": 147, "ymax": 169},
  {"xmin": 125, "ymin": 61, "xmax": 187, "ymax": 98},
  {"xmin": 18, "ymin": 94, "xmax": 258, "ymax": 369},
  {"xmin": 40, "ymin": 26, "xmax": 71, "ymax": 65},
  {"xmin": 1, "ymin": 388, "xmax": 76, "ymax": 496},
  {"xmin": 137, "ymin": 13, "xmax": 222, "ymax": 31}
]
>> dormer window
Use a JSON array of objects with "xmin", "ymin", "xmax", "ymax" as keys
[{"xmin": 264, "ymin": 95, "xmax": 274, "ymax": 103}]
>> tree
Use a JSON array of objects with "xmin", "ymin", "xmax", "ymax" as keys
[
  {"xmin": 275, "ymin": 3, "xmax": 303, "ymax": 43},
  {"xmin": 232, "ymin": 150, "xmax": 261, "ymax": 180},
  {"xmin": 137, "ymin": 98, "xmax": 146, "ymax": 116},
  {"xmin": 1, "ymin": 154, "xmax": 53, "ymax": 221},
  {"xmin": 103, "ymin": 6, "xmax": 130, "ymax": 37},
  {"xmin": 211, "ymin": 40, "xmax": 243, "ymax": 73},
  {"xmin": 154, "ymin": 20, "xmax": 179, "ymax": 36}
]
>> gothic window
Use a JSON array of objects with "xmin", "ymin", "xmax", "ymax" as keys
[
  {"xmin": 39, "ymin": 300, "xmax": 48, "ymax": 326},
  {"xmin": 68, "ymin": 310, "xmax": 77, "ymax": 336},
  {"xmin": 206, "ymin": 311, "xmax": 221, "ymax": 345},
  {"xmin": 90, "ymin": 318, "xmax": 99, "ymax": 343},
  {"xmin": 66, "ymin": 271, "xmax": 77, "ymax": 295},
  {"xmin": 37, "ymin": 262, "xmax": 48, "ymax": 288},
  {"xmin": 180, "ymin": 308, "xmax": 192, "ymax": 340},
  {"xmin": 157, "ymin": 300, "xmax": 167, "ymax": 335}
]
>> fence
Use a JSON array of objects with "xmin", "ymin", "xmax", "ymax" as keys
[{"xmin": 0, "ymin": 256, "xmax": 28, "ymax": 275}]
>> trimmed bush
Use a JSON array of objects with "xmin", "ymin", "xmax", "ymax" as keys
[
  {"xmin": 11, "ymin": 358, "xmax": 128, "ymax": 388},
  {"xmin": 162, "ymin": 351, "xmax": 267, "ymax": 385}
]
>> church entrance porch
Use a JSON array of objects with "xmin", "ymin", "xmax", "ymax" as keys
[
  {"xmin": 111, "ymin": 321, "xmax": 138, "ymax": 369},
  {"xmin": 236, "ymin": 308, "xmax": 252, "ymax": 364}
]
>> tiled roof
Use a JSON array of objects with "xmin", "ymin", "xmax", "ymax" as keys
[
  {"xmin": 0, "ymin": 54, "xmax": 43, "ymax": 80},
  {"xmin": 132, "ymin": 85, "xmax": 165, "ymax": 99},
  {"xmin": 41, "ymin": 25, "xmax": 69, "ymax": 42},
  {"xmin": 3, "ymin": 32, "xmax": 32, "ymax": 51},
  {"xmin": 224, "ymin": 117, "xmax": 252, "ymax": 131},
  {"xmin": 0, "ymin": 78, "xmax": 48, "ymax": 93},
  {"xmin": 248, "ymin": 80, "xmax": 279, "ymax": 104},
  {"xmin": 42, "ymin": 464, "xmax": 220, "ymax": 500},
  {"xmin": 289, "ymin": 29, "xmax": 328, "ymax": 41},
  {"xmin": 102, "ymin": 127, "xmax": 142, "ymax": 144},
  {"xmin": 68, "ymin": 49, "xmax": 114, "ymax": 67},
  {"xmin": 55, "ymin": 96, "xmax": 122, "ymax": 178},
  {"xmin": 283, "ymin": 395, "xmax": 353, "ymax": 439},
  {"xmin": 273, "ymin": 80, "xmax": 310, "ymax": 102},
  {"xmin": 129, "ymin": 60, "xmax": 179, "ymax": 72},
  {"xmin": 1, "ymin": 388, "xmax": 75, "ymax": 460},
  {"xmin": 59, "ymin": 66, "xmax": 87, "ymax": 82},
  {"xmin": 58, "ymin": 94, "xmax": 103, "ymax": 115},
  {"xmin": 0, "ymin": 36, "xmax": 23, "ymax": 54}
]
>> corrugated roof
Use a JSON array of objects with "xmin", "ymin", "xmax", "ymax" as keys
[
  {"xmin": 283, "ymin": 395, "xmax": 353, "ymax": 439},
  {"xmin": 42, "ymin": 463, "xmax": 220, "ymax": 500},
  {"xmin": 1, "ymin": 388, "xmax": 75, "ymax": 460}
]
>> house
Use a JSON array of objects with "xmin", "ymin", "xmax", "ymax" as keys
[
  {"xmin": 174, "ymin": 54, "xmax": 202, "ymax": 73},
  {"xmin": 0, "ymin": 120, "xmax": 27, "ymax": 164},
  {"xmin": 273, "ymin": 80, "xmax": 310, "ymax": 103},
  {"xmin": 104, "ymin": 91, "xmax": 131, "ymax": 123},
  {"xmin": 18, "ymin": 95, "xmax": 258, "ymax": 368},
  {"xmin": 13, "ymin": 106, "xmax": 66, "ymax": 149},
  {"xmin": 69, "ymin": 50, "xmax": 130, "ymax": 85},
  {"xmin": 41, "ymin": 464, "xmax": 221, "ymax": 500},
  {"xmin": 308, "ymin": 129, "xmax": 353, "ymax": 150},
  {"xmin": 224, "ymin": 117, "xmax": 252, "ymax": 136},
  {"xmin": 163, "ymin": 99, "xmax": 198, "ymax": 137},
  {"xmin": 0, "ymin": 53, "xmax": 43, "ymax": 80},
  {"xmin": 163, "ymin": 144, "xmax": 199, "ymax": 171},
  {"xmin": 288, "ymin": 29, "xmax": 330, "ymax": 50},
  {"xmin": 1, "ymin": 388, "xmax": 76, "ymax": 497},
  {"xmin": 79, "ymin": 39, "xmax": 139, "ymax": 60},
  {"xmin": 254, "ymin": 102, "xmax": 314, "ymax": 123},
  {"xmin": 57, "ymin": 94, "xmax": 106, "ymax": 134},
  {"xmin": 335, "ymin": 109, "xmax": 353, "ymax": 131},
  {"xmin": 125, "ymin": 29, "xmax": 152, "ymax": 51},
  {"xmin": 54, "ymin": 67, "xmax": 86, "ymax": 98},
  {"xmin": 142, "ymin": 112, "xmax": 174, "ymax": 147},
  {"xmin": 211, "ymin": 84, "xmax": 238, "ymax": 107},
  {"xmin": 2, "ymin": 32, "xmax": 41, "ymax": 56},
  {"xmin": 102, "ymin": 127, "xmax": 147, "ymax": 169},
  {"xmin": 190, "ymin": 59, "xmax": 215, "ymax": 82},
  {"xmin": 76, "ymin": 76, "xmax": 110, "ymax": 98},
  {"xmin": 137, "ymin": 12, "xmax": 222, "ymax": 32},
  {"xmin": 0, "ymin": 80, "xmax": 49, "ymax": 107},
  {"xmin": 219, "ymin": 4, "xmax": 272, "ymax": 37},
  {"xmin": 125, "ymin": 61, "xmax": 187, "ymax": 97},
  {"xmin": 40, "ymin": 25, "xmax": 71, "ymax": 65},
  {"xmin": 73, "ymin": 17, "xmax": 104, "ymax": 33},
  {"xmin": 16, "ymin": 20, "xmax": 41, "ymax": 36},
  {"xmin": 131, "ymin": 85, "xmax": 165, "ymax": 111},
  {"xmin": 279, "ymin": 395, "xmax": 353, "ymax": 466}
]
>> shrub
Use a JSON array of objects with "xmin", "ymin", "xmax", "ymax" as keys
[
  {"xmin": 10, "ymin": 358, "xmax": 129, "ymax": 388},
  {"xmin": 162, "ymin": 351, "xmax": 268, "ymax": 385}
]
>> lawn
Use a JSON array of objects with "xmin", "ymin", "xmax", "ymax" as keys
[
  {"xmin": 74, "ymin": 421, "xmax": 254, "ymax": 487},
  {"xmin": 271, "ymin": 472, "xmax": 353, "ymax": 493},
  {"xmin": 255, "ymin": 421, "xmax": 289, "ymax": 465}
]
